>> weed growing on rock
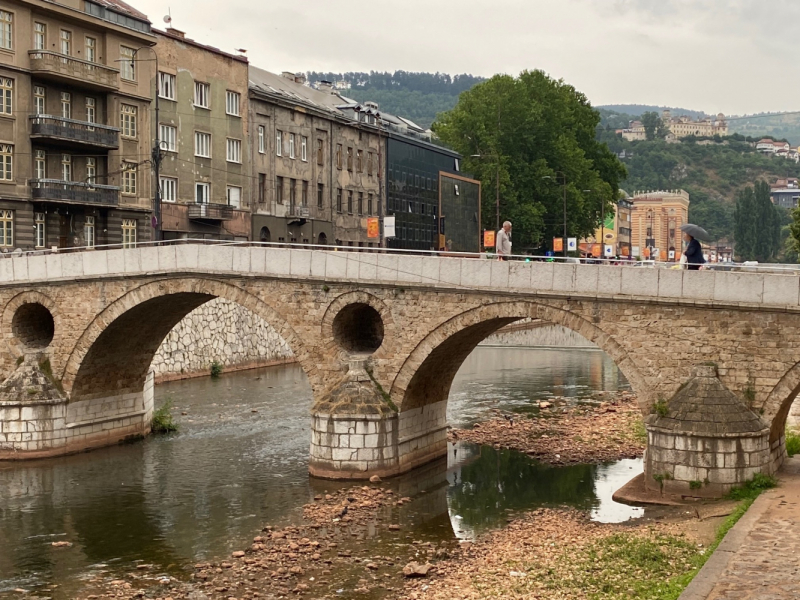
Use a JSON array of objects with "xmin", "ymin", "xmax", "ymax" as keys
[
  {"xmin": 210, "ymin": 361, "xmax": 223, "ymax": 378},
  {"xmin": 653, "ymin": 399, "xmax": 669, "ymax": 417},
  {"xmin": 726, "ymin": 473, "xmax": 777, "ymax": 501},
  {"xmin": 151, "ymin": 398, "xmax": 178, "ymax": 434}
]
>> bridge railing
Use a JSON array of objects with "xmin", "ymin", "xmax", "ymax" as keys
[{"xmin": 0, "ymin": 238, "xmax": 798, "ymax": 275}]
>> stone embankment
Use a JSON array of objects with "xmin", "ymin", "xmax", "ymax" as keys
[{"xmin": 150, "ymin": 298, "xmax": 294, "ymax": 382}]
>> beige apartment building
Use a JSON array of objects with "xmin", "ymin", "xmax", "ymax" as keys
[
  {"xmin": 153, "ymin": 27, "xmax": 250, "ymax": 240},
  {"xmin": 630, "ymin": 189, "xmax": 690, "ymax": 260},
  {"xmin": 249, "ymin": 68, "xmax": 382, "ymax": 247},
  {"xmin": 0, "ymin": 0, "xmax": 155, "ymax": 250}
]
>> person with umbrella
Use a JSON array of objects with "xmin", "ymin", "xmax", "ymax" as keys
[{"xmin": 681, "ymin": 224, "xmax": 710, "ymax": 270}]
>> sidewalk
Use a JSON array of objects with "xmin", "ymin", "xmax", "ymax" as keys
[{"xmin": 679, "ymin": 457, "xmax": 800, "ymax": 600}]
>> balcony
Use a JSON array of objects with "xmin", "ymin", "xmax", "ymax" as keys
[
  {"xmin": 28, "ymin": 51, "xmax": 119, "ymax": 91},
  {"xmin": 30, "ymin": 115, "xmax": 120, "ymax": 150},
  {"xmin": 30, "ymin": 179, "xmax": 119, "ymax": 207},
  {"xmin": 188, "ymin": 203, "xmax": 234, "ymax": 222},
  {"xmin": 288, "ymin": 205, "xmax": 311, "ymax": 218}
]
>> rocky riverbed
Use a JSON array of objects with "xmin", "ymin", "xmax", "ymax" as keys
[{"xmin": 449, "ymin": 391, "xmax": 646, "ymax": 464}]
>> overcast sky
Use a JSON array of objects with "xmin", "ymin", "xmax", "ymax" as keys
[{"xmin": 133, "ymin": 0, "xmax": 796, "ymax": 116}]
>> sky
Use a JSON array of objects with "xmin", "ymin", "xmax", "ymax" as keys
[{"xmin": 131, "ymin": 0, "xmax": 798, "ymax": 116}]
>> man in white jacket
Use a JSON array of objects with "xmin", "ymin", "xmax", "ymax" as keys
[{"xmin": 496, "ymin": 221, "xmax": 512, "ymax": 260}]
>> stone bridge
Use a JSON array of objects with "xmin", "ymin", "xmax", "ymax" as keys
[{"xmin": 1, "ymin": 244, "xmax": 800, "ymax": 495}]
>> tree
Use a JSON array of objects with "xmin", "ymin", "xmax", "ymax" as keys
[
  {"xmin": 734, "ymin": 186, "xmax": 757, "ymax": 260},
  {"xmin": 788, "ymin": 209, "xmax": 800, "ymax": 262},
  {"xmin": 432, "ymin": 71, "xmax": 626, "ymax": 250},
  {"xmin": 735, "ymin": 181, "xmax": 781, "ymax": 261},
  {"xmin": 641, "ymin": 111, "xmax": 667, "ymax": 141}
]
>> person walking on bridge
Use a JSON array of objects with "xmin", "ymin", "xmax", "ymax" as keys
[
  {"xmin": 496, "ymin": 221, "xmax": 512, "ymax": 260},
  {"xmin": 683, "ymin": 233, "xmax": 706, "ymax": 270}
]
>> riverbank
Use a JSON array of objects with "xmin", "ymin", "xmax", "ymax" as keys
[{"xmin": 449, "ymin": 391, "xmax": 646, "ymax": 465}]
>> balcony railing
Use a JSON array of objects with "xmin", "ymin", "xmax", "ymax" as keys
[
  {"xmin": 287, "ymin": 205, "xmax": 311, "ymax": 218},
  {"xmin": 28, "ymin": 50, "xmax": 119, "ymax": 90},
  {"xmin": 188, "ymin": 203, "xmax": 234, "ymax": 221},
  {"xmin": 30, "ymin": 115, "xmax": 120, "ymax": 149},
  {"xmin": 30, "ymin": 179, "xmax": 120, "ymax": 206}
]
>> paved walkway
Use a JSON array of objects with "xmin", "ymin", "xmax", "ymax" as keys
[{"xmin": 679, "ymin": 457, "xmax": 800, "ymax": 600}]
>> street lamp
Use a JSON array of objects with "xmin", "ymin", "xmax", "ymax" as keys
[
  {"xmin": 543, "ymin": 172, "xmax": 567, "ymax": 256},
  {"xmin": 470, "ymin": 153, "xmax": 500, "ymax": 232}
]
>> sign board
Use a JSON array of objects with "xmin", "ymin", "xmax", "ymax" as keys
[
  {"xmin": 591, "ymin": 244, "xmax": 601, "ymax": 257},
  {"xmin": 660, "ymin": 250, "xmax": 668, "ymax": 261},
  {"xmin": 567, "ymin": 237, "xmax": 577, "ymax": 251},
  {"xmin": 621, "ymin": 246, "xmax": 630, "ymax": 257},
  {"xmin": 668, "ymin": 250, "xmax": 675, "ymax": 260},
  {"xmin": 631, "ymin": 246, "xmax": 640, "ymax": 258},
  {"xmin": 483, "ymin": 230, "xmax": 496, "ymax": 248},
  {"xmin": 553, "ymin": 238, "xmax": 563, "ymax": 252},
  {"xmin": 604, "ymin": 244, "xmax": 614, "ymax": 257},
  {"xmin": 367, "ymin": 217, "xmax": 379, "ymax": 239},
  {"xmin": 384, "ymin": 216, "xmax": 396, "ymax": 238},
  {"xmin": 643, "ymin": 248, "xmax": 651, "ymax": 258}
]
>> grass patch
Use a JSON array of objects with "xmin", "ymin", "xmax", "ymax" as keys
[
  {"xmin": 151, "ymin": 398, "xmax": 178, "ymax": 434},
  {"xmin": 630, "ymin": 419, "xmax": 647, "ymax": 444},
  {"xmin": 653, "ymin": 399, "xmax": 669, "ymax": 417},
  {"xmin": 210, "ymin": 361, "xmax": 223, "ymax": 378},
  {"xmin": 725, "ymin": 472, "xmax": 777, "ymax": 501},
  {"xmin": 365, "ymin": 368, "xmax": 398, "ymax": 412},
  {"xmin": 787, "ymin": 428, "xmax": 800, "ymax": 457}
]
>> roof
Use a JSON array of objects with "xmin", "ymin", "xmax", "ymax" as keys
[
  {"xmin": 154, "ymin": 29, "xmax": 248, "ymax": 63},
  {"xmin": 646, "ymin": 364, "xmax": 767, "ymax": 435},
  {"xmin": 248, "ymin": 66, "xmax": 344, "ymax": 116},
  {"xmin": 92, "ymin": 0, "xmax": 149, "ymax": 21}
]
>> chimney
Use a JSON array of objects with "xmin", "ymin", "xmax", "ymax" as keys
[
  {"xmin": 166, "ymin": 27, "xmax": 185, "ymax": 38},
  {"xmin": 282, "ymin": 71, "xmax": 295, "ymax": 80},
  {"xmin": 317, "ymin": 80, "xmax": 334, "ymax": 93},
  {"xmin": 294, "ymin": 73, "xmax": 306, "ymax": 85}
]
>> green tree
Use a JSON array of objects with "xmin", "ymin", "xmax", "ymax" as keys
[
  {"xmin": 641, "ymin": 111, "xmax": 667, "ymax": 141},
  {"xmin": 433, "ymin": 71, "xmax": 626, "ymax": 250},
  {"xmin": 734, "ymin": 186, "xmax": 757, "ymax": 260},
  {"xmin": 736, "ymin": 182, "xmax": 781, "ymax": 261},
  {"xmin": 788, "ymin": 210, "xmax": 800, "ymax": 261}
]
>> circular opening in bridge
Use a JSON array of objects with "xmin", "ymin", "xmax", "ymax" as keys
[
  {"xmin": 333, "ymin": 303, "xmax": 384, "ymax": 354},
  {"xmin": 12, "ymin": 303, "xmax": 54, "ymax": 349}
]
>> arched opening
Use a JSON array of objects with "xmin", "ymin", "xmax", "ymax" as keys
[
  {"xmin": 332, "ymin": 303, "xmax": 384, "ymax": 354},
  {"xmin": 317, "ymin": 232, "xmax": 327, "ymax": 245},
  {"xmin": 259, "ymin": 227, "xmax": 271, "ymax": 243},
  {"xmin": 12, "ymin": 303, "xmax": 55, "ymax": 349}
]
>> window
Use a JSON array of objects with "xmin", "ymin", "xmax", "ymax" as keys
[
  {"xmin": 301, "ymin": 136, "xmax": 307, "ymax": 161},
  {"xmin": 158, "ymin": 176, "xmax": 176, "ymax": 203},
  {"xmin": 226, "ymin": 138, "xmax": 241, "ymax": 163},
  {"xmin": 347, "ymin": 190, "xmax": 353, "ymax": 214},
  {"xmin": 0, "ymin": 11, "xmax": 11, "ymax": 51},
  {"xmin": 61, "ymin": 153, "xmax": 71, "ymax": 181},
  {"xmin": 85, "ymin": 37, "xmax": 96, "ymax": 63},
  {"xmin": 194, "ymin": 81, "xmax": 209, "ymax": 108},
  {"xmin": 356, "ymin": 150, "xmax": 363, "ymax": 173},
  {"xmin": 336, "ymin": 144, "xmax": 342, "ymax": 169},
  {"xmin": 86, "ymin": 97, "xmax": 96, "ymax": 127},
  {"xmin": 454, "ymin": 158, "xmax": 460, "ymax": 172},
  {"xmin": 33, "ymin": 86, "xmax": 44, "ymax": 115},
  {"xmin": 60, "ymin": 30, "xmax": 71, "ymax": 55},
  {"xmin": 195, "ymin": 182, "xmax": 210, "ymax": 204},
  {"xmin": 86, "ymin": 157, "xmax": 96, "ymax": 186},
  {"xmin": 0, "ymin": 211, "xmax": 13, "ymax": 247},
  {"xmin": 367, "ymin": 152, "xmax": 373, "ymax": 176},
  {"xmin": 288, "ymin": 133, "xmax": 295, "ymax": 159},
  {"xmin": 336, "ymin": 188, "xmax": 342, "ymax": 213},
  {"xmin": 34, "ymin": 149, "xmax": 45, "ymax": 179},
  {"xmin": 0, "ymin": 144, "xmax": 11, "ymax": 181},
  {"xmin": 120, "ymin": 104, "xmax": 137, "ymax": 138},
  {"xmin": 289, "ymin": 179, "xmax": 296, "ymax": 208},
  {"xmin": 317, "ymin": 183, "xmax": 323, "ymax": 209},
  {"xmin": 276, "ymin": 131, "xmax": 282, "ymax": 156},
  {"xmin": 317, "ymin": 139, "xmax": 323, "ymax": 165},
  {"xmin": 33, "ymin": 22, "xmax": 45, "ymax": 51},
  {"xmin": 258, "ymin": 173, "xmax": 266, "ymax": 204},
  {"xmin": 301, "ymin": 180, "xmax": 308, "ymax": 207},
  {"xmin": 258, "ymin": 126, "xmax": 265, "ymax": 153},
  {"xmin": 226, "ymin": 185, "xmax": 241, "ymax": 208},
  {"xmin": 275, "ymin": 176, "xmax": 284, "ymax": 204},
  {"xmin": 347, "ymin": 147, "xmax": 353, "ymax": 171},
  {"xmin": 34, "ymin": 212, "xmax": 45, "ymax": 248},
  {"xmin": 368, "ymin": 193, "xmax": 373, "ymax": 215},
  {"xmin": 159, "ymin": 124, "xmax": 176, "ymax": 151},
  {"xmin": 0, "ymin": 78, "xmax": 10, "ymax": 115},
  {"xmin": 122, "ymin": 162, "xmax": 136, "ymax": 195},
  {"xmin": 61, "ymin": 92, "xmax": 71, "ymax": 119},
  {"xmin": 195, "ymin": 131, "xmax": 211, "ymax": 157},
  {"xmin": 84, "ymin": 216, "xmax": 95, "ymax": 248},
  {"xmin": 120, "ymin": 46, "xmax": 135, "ymax": 80},
  {"xmin": 158, "ymin": 72, "xmax": 175, "ymax": 100},
  {"xmin": 358, "ymin": 192, "xmax": 363, "ymax": 215},
  {"xmin": 122, "ymin": 218, "xmax": 136, "ymax": 248},
  {"xmin": 225, "ymin": 91, "xmax": 240, "ymax": 116}
]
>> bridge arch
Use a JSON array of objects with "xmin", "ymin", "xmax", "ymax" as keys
[
  {"xmin": 62, "ymin": 277, "xmax": 310, "ymax": 401},
  {"xmin": 762, "ymin": 362, "xmax": 800, "ymax": 444},
  {"xmin": 390, "ymin": 300, "xmax": 651, "ymax": 415}
]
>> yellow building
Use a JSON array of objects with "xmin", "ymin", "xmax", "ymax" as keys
[
  {"xmin": 662, "ymin": 110, "xmax": 728, "ymax": 139},
  {"xmin": 630, "ymin": 190, "xmax": 690, "ymax": 260}
]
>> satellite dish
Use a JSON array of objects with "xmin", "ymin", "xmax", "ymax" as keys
[{"xmin": 163, "ymin": 15, "xmax": 172, "ymax": 24}]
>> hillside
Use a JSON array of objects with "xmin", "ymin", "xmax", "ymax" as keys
[
  {"xmin": 728, "ymin": 112, "xmax": 800, "ymax": 146},
  {"xmin": 598, "ymin": 104, "xmax": 708, "ymax": 120},
  {"xmin": 600, "ymin": 133, "xmax": 800, "ymax": 241}
]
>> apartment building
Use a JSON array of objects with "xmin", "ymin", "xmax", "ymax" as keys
[
  {"xmin": 0, "ymin": 0, "xmax": 155, "ymax": 251},
  {"xmin": 249, "ymin": 68, "xmax": 381, "ymax": 247},
  {"xmin": 153, "ymin": 27, "xmax": 250, "ymax": 240}
]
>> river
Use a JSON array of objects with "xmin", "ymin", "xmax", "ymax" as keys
[{"xmin": 0, "ymin": 346, "xmax": 642, "ymax": 596}]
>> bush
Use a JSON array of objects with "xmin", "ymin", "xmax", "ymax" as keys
[
  {"xmin": 787, "ymin": 429, "xmax": 800, "ymax": 458},
  {"xmin": 210, "ymin": 361, "xmax": 223, "ymax": 378},
  {"xmin": 151, "ymin": 399, "xmax": 178, "ymax": 434}
]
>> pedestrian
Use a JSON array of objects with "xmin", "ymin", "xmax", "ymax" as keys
[
  {"xmin": 683, "ymin": 233, "xmax": 706, "ymax": 271},
  {"xmin": 496, "ymin": 221, "xmax": 512, "ymax": 260}
]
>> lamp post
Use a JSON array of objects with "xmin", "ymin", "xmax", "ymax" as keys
[
  {"xmin": 543, "ymin": 172, "xmax": 567, "ymax": 256},
  {"xmin": 470, "ymin": 153, "xmax": 500, "ymax": 232}
]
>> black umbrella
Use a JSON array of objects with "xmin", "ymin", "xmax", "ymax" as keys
[{"xmin": 680, "ymin": 223, "xmax": 712, "ymax": 242}]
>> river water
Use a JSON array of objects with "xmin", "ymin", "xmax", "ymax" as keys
[{"xmin": 0, "ymin": 347, "xmax": 642, "ymax": 595}]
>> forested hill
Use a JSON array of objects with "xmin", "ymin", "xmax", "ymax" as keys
[
  {"xmin": 305, "ymin": 71, "xmax": 485, "ymax": 129},
  {"xmin": 598, "ymin": 104, "xmax": 708, "ymax": 120}
]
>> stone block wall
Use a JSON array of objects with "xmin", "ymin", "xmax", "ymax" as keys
[
  {"xmin": 481, "ymin": 323, "xmax": 597, "ymax": 348},
  {"xmin": 397, "ymin": 401, "xmax": 448, "ymax": 472},
  {"xmin": 150, "ymin": 298, "xmax": 294, "ymax": 381},
  {"xmin": 309, "ymin": 413, "xmax": 398, "ymax": 479}
]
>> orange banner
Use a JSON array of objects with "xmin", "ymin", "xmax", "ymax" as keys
[
  {"xmin": 643, "ymin": 248, "xmax": 651, "ymax": 258},
  {"xmin": 591, "ymin": 244, "xmax": 601, "ymax": 257},
  {"xmin": 367, "ymin": 217, "xmax": 379, "ymax": 239},
  {"xmin": 660, "ymin": 250, "xmax": 668, "ymax": 261},
  {"xmin": 553, "ymin": 238, "xmax": 563, "ymax": 252},
  {"xmin": 483, "ymin": 230, "xmax": 496, "ymax": 248},
  {"xmin": 621, "ymin": 246, "xmax": 630, "ymax": 257}
]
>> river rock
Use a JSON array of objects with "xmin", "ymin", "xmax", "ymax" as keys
[
  {"xmin": 403, "ymin": 562, "xmax": 433, "ymax": 577},
  {"xmin": 369, "ymin": 475, "xmax": 382, "ymax": 483}
]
